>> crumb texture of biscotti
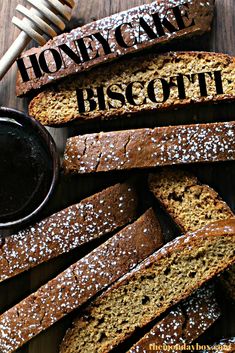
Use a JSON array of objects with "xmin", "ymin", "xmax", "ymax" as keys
[
  {"xmin": 59, "ymin": 219, "xmax": 235, "ymax": 353},
  {"xmin": 149, "ymin": 167, "xmax": 235, "ymax": 300},
  {"xmin": 62, "ymin": 122, "xmax": 235, "ymax": 174},
  {"xmin": 128, "ymin": 285, "xmax": 220, "ymax": 353},
  {"xmin": 148, "ymin": 168, "xmax": 234, "ymax": 233},
  {"xmin": 0, "ymin": 182, "xmax": 138, "ymax": 283},
  {"xmin": 17, "ymin": 0, "xmax": 214, "ymax": 96},
  {"xmin": 28, "ymin": 51, "xmax": 234, "ymax": 126},
  {"xmin": 0, "ymin": 208, "xmax": 163, "ymax": 353}
]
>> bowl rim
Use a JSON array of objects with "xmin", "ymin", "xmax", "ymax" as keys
[{"xmin": 0, "ymin": 107, "xmax": 60, "ymax": 231}]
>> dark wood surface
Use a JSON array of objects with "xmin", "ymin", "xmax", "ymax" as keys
[{"xmin": 0, "ymin": 1, "xmax": 235, "ymax": 352}]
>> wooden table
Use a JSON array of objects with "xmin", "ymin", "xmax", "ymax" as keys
[{"xmin": 0, "ymin": 1, "xmax": 235, "ymax": 352}]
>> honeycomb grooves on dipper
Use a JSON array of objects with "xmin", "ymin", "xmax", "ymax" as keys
[{"xmin": 12, "ymin": 0, "xmax": 75, "ymax": 45}]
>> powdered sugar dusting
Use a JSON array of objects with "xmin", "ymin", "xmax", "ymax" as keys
[
  {"xmin": 0, "ymin": 183, "xmax": 137, "ymax": 283},
  {"xmin": 100, "ymin": 218, "xmax": 235, "ymax": 295},
  {"xmin": 57, "ymin": 219, "xmax": 234, "ymax": 353},
  {"xmin": 63, "ymin": 122, "xmax": 235, "ymax": 174},
  {"xmin": 18, "ymin": 0, "xmax": 214, "ymax": 95},
  {"xmin": 128, "ymin": 285, "xmax": 220, "ymax": 353},
  {"xmin": 0, "ymin": 209, "xmax": 160, "ymax": 353}
]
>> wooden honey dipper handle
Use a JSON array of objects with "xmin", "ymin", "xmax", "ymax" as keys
[{"xmin": 0, "ymin": 0, "xmax": 75, "ymax": 80}]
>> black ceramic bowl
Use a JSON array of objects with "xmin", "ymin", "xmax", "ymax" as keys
[{"xmin": 0, "ymin": 107, "xmax": 59, "ymax": 232}]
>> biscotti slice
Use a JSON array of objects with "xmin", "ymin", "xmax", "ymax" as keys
[
  {"xmin": 62, "ymin": 122, "xmax": 235, "ymax": 174},
  {"xmin": 59, "ymin": 219, "xmax": 235, "ymax": 353},
  {"xmin": 28, "ymin": 51, "xmax": 235, "ymax": 126},
  {"xmin": 0, "ymin": 182, "xmax": 138, "ymax": 284},
  {"xmin": 148, "ymin": 168, "xmax": 234, "ymax": 233},
  {"xmin": 128, "ymin": 285, "xmax": 221, "ymax": 353},
  {"xmin": 149, "ymin": 168, "xmax": 235, "ymax": 299},
  {"xmin": 0, "ymin": 208, "xmax": 163, "ymax": 353},
  {"xmin": 16, "ymin": 0, "xmax": 215, "ymax": 96},
  {"xmin": 201, "ymin": 338, "xmax": 235, "ymax": 353}
]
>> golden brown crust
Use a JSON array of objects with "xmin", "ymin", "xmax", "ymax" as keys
[
  {"xmin": 0, "ymin": 182, "xmax": 138, "ymax": 283},
  {"xmin": 62, "ymin": 122, "xmax": 235, "ymax": 174},
  {"xmin": 148, "ymin": 168, "xmax": 234, "ymax": 233},
  {"xmin": 0, "ymin": 208, "xmax": 163, "ymax": 353},
  {"xmin": 60, "ymin": 219, "xmax": 235, "ymax": 353},
  {"xmin": 27, "ymin": 51, "xmax": 235, "ymax": 126},
  {"xmin": 16, "ymin": 0, "xmax": 215, "ymax": 97},
  {"xmin": 148, "ymin": 167, "xmax": 235, "ymax": 300},
  {"xmin": 98, "ymin": 218, "xmax": 235, "ymax": 288},
  {"xmin": 127, "ymin": 285, "xmax": 221, "ymax": 353}
]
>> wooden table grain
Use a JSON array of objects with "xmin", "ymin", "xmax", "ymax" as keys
[{"xmin": 0, "ymin": 1, "xmax": 235, "ymax": 353}]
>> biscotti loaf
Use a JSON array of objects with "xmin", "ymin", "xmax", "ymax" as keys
[
  {"xmin": 0, "ymin": 182, "xmax": 138, "ymax": 284},
  {"xmin": 59, "ymin": 219, "xmax": 235, "ymax": 353},
  {"xmin": 0, "ymin": 208, "xmax": 163, "ymax": 353},
  {"xmin": 202, "ymin": 338, "xmax": 235, "ymax": 353},
  {"xmin": 128, "ymin": 285, "xmax": 221, "ymax": 353},
  {"xmin": 16, "ymin": 0, "xmax": 214, "ymax": 96},
  {"xmin": 62, "ymin": 122, "xmax": 235, "ymax": 174},
  {"xmin": 28, "ymin": 51, "xmax": 234, "ymax": 126},
  {"xmin": 148, "ymin": 168, "xmax": 235, "ymax": 299},
  {"xmin": 148, "ymin": 168, "xmax": 234, "ymax": 233}
]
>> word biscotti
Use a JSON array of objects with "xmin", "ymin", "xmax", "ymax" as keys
[
  {"xmin": 0, "ymin": 182, "xmax": 138, "ymax": 283},
  {"xmin": 60, "ymin": 219, "xmax": 235, "ymax": 353},
  {"xmin": 0, "ymin": 209, "xmax": 163, "ymax": 353},
  {"xmin": 62, "ymin": 122, "xmax": 235, "ymax": 174},
  {"xmin": 29, "ymin": 51, "xmax": 235, "ymax": 126},
  {"xmin": 16, "ymin": 0, "xmax": 215, "ymax": 96}
]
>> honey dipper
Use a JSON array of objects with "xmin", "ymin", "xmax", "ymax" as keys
[{"xmin": 0, "ymin": 0, "xmax": 75, "ymax": 80}]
